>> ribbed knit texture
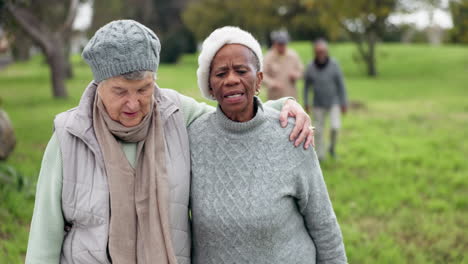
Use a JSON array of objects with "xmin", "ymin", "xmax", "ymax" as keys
[
  {"xmin": 82, "ymin": 20, "xmax": 161, "ymax": 82},
  {"xmin": 188, "ymin": 98, "xmax": 347, "ymax": 264}
]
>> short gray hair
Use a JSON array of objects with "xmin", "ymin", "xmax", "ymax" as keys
[
  {"xmin": 99, "ymin": 70, "xmax": 155, "ymax": 84},
  {"xmin": 121, "ymin": 70, "xmax": 155, "ymax": 81},
  {"xmin": 271, "ymin": 30, "xmax": 290, "ymax": 44},
  {"xmin": 314, "ymin": 38, "xmax": 328, "ymax": 48}
]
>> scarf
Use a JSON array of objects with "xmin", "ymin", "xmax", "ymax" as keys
[
  {"xmin": 314, "ymin": 56, "xmax": 330, "ymax": 70},
  {"xmin": 92, "ymin": 89, "xmax": 176, "ymax": 264}
]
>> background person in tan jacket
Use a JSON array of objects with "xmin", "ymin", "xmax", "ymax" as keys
[{"xmin": 263, "ymin": 30, "xmax": 304, "ymax": 100}]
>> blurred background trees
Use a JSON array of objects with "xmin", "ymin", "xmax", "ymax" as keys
[
  {"xmin": 91, "ymin": 0, "xmax": 197, "ymax": 63},
  {"xmin": 307, "ymin": 0, "xmax": 398, "ymax": 77},
  {"xmin": 1, "ymin": 0, "xmax": 81, "ymax": 98},
  {"xmin": 450, "ymin": 0, "xmax": 468, "ymax": 43},
  {"xmin": 0, "ymin": 0, "xmax": 463, "ymax": 96}
]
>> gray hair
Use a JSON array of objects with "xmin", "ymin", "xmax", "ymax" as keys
[
  {"xmin": 247, "ymin": 48, "xmax": 261, "ymax": 73},
  {"xmin": 314, "ymin": 38, "xmax": 328, "ymax": 48},
  {"xmin": 270, "ymin": 30, "xmax": 290, "ymax": 44},
  {"xmin": 99, "ymin": 70, "xmax": 155, "ymax": 85}
]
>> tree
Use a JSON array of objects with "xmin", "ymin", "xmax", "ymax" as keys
[
  {"xmin": 90, "ymin": 0, "xmax": 196, "ymax": 63},
  {"xmin": 182, "ymin": 0, "xmax": 324, "ymax": 44},
  {"xmin": 307, "ymin": 0, "xmax": 398, "ymax": 77},
  {"xmin": 2, "ymin": 0, "xmax": 81, "ymax": 98},
  {"xmin": 450, "ymin": 0, "xmax": 468, "ymax": 43}
]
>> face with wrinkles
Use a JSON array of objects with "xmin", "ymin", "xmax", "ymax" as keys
[
  {"xmin": 209, "ymin": 44, "xmax": 263, "ymax": 122},
  {"xmin": 98, "ymin": 75, "xmax": 154, "ymax": 127}
]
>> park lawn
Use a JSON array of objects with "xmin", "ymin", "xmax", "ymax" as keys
[{"xmin": 0, "ymin": 42, "xmax": 467, "ymax": 263}]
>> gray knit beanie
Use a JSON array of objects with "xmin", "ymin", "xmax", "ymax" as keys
[{"xmin": 82, "ymin": 20, "xmax": 161, "ymax": 83}]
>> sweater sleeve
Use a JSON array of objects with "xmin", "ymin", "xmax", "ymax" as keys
[
  {"xmin": 295, "ymin": 149, "xmax": 347, "ymax": 264},
  {"xmin": 334, "ymin": 62, "xmax": 347, "ymax": 107},
  {"xmin": 25, "ymin": 133, "xmax": 65, "ymax": 264},
  {"xmin": 179, "ymin": 93, "xmax": 215, "ymax": 127}
]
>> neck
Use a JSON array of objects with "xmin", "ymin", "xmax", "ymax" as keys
[
  {"xmin": 221, "ymin": 102, "xmax": 255, "ymax": 123},
  {"xmin": 214, "ymin": 97, "xmax": 265, "ymax": 134}
]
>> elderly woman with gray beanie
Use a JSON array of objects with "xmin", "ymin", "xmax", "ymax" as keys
[
  {"xmin": 25, "ymin": 20, "xmax": 314, "ymax": 264},
  {"xmin": 189, "ymin": 26, "xmax": 347, "ymax": 264}
]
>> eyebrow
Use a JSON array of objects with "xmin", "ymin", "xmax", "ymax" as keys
[
  {"xmin": 112, "ymin": 86, "xmax": 126, "ymax": 92},
  {"xmin": 214, "ymin": 64, "xmax": 250, "ymax": 71}
]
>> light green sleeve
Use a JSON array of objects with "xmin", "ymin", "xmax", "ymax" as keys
[
  {"xmin": 25, "ymin": 133, "xmax": 64, "ymax": 264},
  {"xmin": 179, "ymin": 94, "xmax": 215, "ymax": 127},
  {"xmin": 263, "ymin": 97, "xmax": 292, "ymax": 110},
  {"xmin": 179, "ymin": 93, "xmax": 292, "ymax": 127}
]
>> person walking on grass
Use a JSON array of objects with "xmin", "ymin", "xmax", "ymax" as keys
[
  {"xmin": 304, "ymin": 39, "xmax": 348, "ymax": 161},
  {"xmin": 25, "ymin": 20, "xmax": 315, "ymax": 264},
  {"xmin": 189, "ymin": 26, "xmax": 347, "ymax": 264},
  {"xmin": 263, "ymin": 30, "xmax": 304, "ymax": 100}
]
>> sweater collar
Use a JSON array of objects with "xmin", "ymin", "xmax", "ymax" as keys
[
  {"xmin": 214, "ymin": 97, "xmax": 266, "ymax": 134},
  {"xmin": 314, "ymin": 56, "xmax": 330, "ymax": 70}
]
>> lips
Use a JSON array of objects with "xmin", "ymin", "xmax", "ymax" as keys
[
  {"xmin": 223, "ymin": 90, "xmax": 246, "ymax": 104},
  {"xmin": 123, "ymin": 112, "xmax": 138, "ymax": 117}
]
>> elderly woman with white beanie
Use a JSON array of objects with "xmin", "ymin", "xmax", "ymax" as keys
[{"xmin": 188, "ymin": 26, "xmax": 347, "ymax": 264}]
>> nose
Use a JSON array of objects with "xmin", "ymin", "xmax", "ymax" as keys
[
  {"xmin": 225, "ymin": 71, "xmax": 240, "ymax": 86},
  {"xmin": 126, "ymin": 94, "xmax": 140, "ymax": 111}
]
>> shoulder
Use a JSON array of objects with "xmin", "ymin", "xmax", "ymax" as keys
[
  {"xmin": 187, "ymin": 111, "xmax": 215, "ymax": 134},
  {"xmin": 262, "ymin": 106, "xmax": 314, "ymax": 168},
  {"xmin": 157, "ymin": 88, "xmax": 183, "ymax": 106},
  {"xmin": 305, "ymin": 61, "xmax": 315, "ymax": 72},
  {"xmin": 264, "ymin": 49, "xmax": 274, "ymax": 57},
  {"xmin": 54, "ymin": 107, "xmax": 79, "ymax": 130},
  {"xmin": 329, "ymin": 58, "xmax": 341, "ymax": 68},
  {"xmin": 287, "ymin": 48, "xmax": 300, "ymax": 57}
]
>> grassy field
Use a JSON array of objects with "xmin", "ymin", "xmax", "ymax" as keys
[{"xmin": 0, "ymin": 42, "xmax": 467, "ymax": 263}]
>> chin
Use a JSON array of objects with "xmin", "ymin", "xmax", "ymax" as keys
[{"xmin": 121, "ymin": 118, "xmax": 142, "ymax": 127}]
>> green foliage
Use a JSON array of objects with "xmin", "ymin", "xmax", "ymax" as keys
[
  {"xmin": 160, "ymin": 26, "xmax": 197, "ymax": 63},
  {"xmin": 450, "ymin": 0, "xmax": 468, "ymax": 44},
  {"xmin": 0, "ymin": 43, "xmax": 467, "ymax": 263},
  {"xmin": 0, "ymin": 163, "xmax": 27, "ymax": 192},
  {"xmin": 89, "ymin": 0, "xmax": 196, "ymax": 63},
  {"xmin": 306, "ymin": 0, "xmax": 399, "ymax": 76},
  {"xmin": 182, "ymin": 0, "xmax": 324, "ymax": 43}
]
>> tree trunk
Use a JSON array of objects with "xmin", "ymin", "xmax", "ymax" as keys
[
  {"xmin": 64, "ymin": 37, "xmax": 74, "ymax": 79},
  {"xmin": 11, "ymin": 31, "xmax": 31, "ymax": 62},
  {"xmin": 365, "ymin": 31, "xmax": 377, "ymax": 77},
  {"xmin": 45, "ymin": 35, "xmax": 68, "ymax": 98}
]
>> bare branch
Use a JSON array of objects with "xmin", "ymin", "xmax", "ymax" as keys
[
  {"xmin": 60, "ymin": 0, "xmax": 80, "ymax": 33},
  {"xmin": 5, "ymin": 3, "xmax": 53, "ymax": 53}
]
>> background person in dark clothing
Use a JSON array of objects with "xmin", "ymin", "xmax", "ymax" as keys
[{"xmin": 304, "ymin": 39, "xmax": 348, "ymax": 160}]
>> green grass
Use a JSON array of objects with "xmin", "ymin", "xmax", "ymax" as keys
[{"xmin": 0, "ymin": 42, "xmax": 467, "ymax": 263}]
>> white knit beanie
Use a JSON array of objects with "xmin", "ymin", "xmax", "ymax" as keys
[{"xmin": 197, "ymin": 26, "xmax": 264, "ymax": 100}]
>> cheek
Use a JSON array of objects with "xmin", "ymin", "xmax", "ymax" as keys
[
  {"xmin": 106, "ymin": 102, "xmax": 124, "ymax": 119},
  {"xmin": 209, "ymin": 78, "xmax": 221, "ymax": 96}
]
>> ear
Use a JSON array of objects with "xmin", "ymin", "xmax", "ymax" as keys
[
  {"xmin": 208, "ymin": 85, "xmax": 214, "ymax": 97},
  {"xmin": 256, "ymin": 72, "xmax": 263, "ymax": 91}
]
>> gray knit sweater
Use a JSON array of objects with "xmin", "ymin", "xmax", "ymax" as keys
[{"xmin": 188, "ymin": 98, "xmax": 347, "ymax": 264}]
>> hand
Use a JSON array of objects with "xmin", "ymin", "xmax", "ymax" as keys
[
  {"xmin": 279, "ymin": 99, "xmax": 315, "ymax": 149},
  {"xmin": 289, "ymin": 73, "xmax": 298, "ymax": 83},
  {"xmin": 341, "ymin": 105, "xmax": 347, "ymax": 114}
]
